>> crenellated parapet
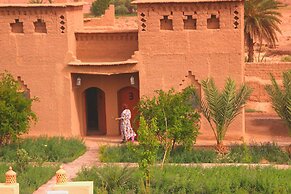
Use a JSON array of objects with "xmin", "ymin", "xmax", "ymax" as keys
[
  {"xmin": 0, "ymin": 3, "xmax": 83, "ymax": 35},
  {"xmin": 133, "ymin": 0, "xmax": 243, "ymax": 32}
]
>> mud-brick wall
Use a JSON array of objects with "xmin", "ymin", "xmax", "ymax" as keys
[{"xmin": 245, "ymin": 62, "xmax": 291, "ymax": 112}]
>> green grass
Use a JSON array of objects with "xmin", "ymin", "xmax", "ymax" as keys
[
  {"xmin": 0, "ymin": 164, "xmax": 57, "ymax": 194},
  {"xmin": 281, "ymin": 55, "xmax": 291, "ymax": 62},
  {"xmin": 75, "ymin": 165, "xmax": 291, "ymax": 193},
  {"xmin": 100, "ymin": 143, "xmax": 291, "ymax": 164},
  {"xmin": 0, "ymin": 137, "xmax": 86, "ymax": 163},
  {"xmin": 245, "ymin": 108, "xmax": 263, "ymax": 113}
]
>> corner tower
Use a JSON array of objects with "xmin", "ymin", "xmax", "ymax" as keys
[{"xmin": 133, "ymin": 0, "xmax": 245, "ymax": 139}]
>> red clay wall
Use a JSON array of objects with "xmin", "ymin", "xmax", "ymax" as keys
[
  {"xmin": 76, "ymin": 31, "xmax": 138, "ymax": 62},
  {"xmin": 0, "ymin": 4, "xmax": 84, "ymax": 136},
  {"xmin": 245, "ymin": 62, "xmax": 291, "ymax": 113},
  {"xmin": 135, "ymin": 1, "xmax": 245, "ymax": 140}
]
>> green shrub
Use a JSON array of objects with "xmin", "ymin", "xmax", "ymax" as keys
[
  {"xmin": 138, "ymin": 86, "xmax": 200, "ymax": 150},
  {"xmin": 115, "ymin": 5, "xmax": 128, "ymax": 15},
  {"xmin": 74, "ymin": 166, "xmax": 138, "ymax": 194},
  {"xmin": 91, "ymin": 0, "xmax": 110, "ymax": 16},
  {"xmin": 75, "ymin": 165, "xmax": 291, "ymax": 193},
  {"xmin": 110, "ymin": 0, "xmax": 137, "ymax": 15},
  {"xmin": 0, "ymin": 137, "xmax": 86, "ymax": 163},
  {"xmin": 0, "ymin": 72, "xmax": 37, "ymax": 145},
  {"xmin": 0, "ymin": 164, "xmax": 57, "ymax": 194}
]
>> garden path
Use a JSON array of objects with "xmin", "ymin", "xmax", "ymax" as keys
[{"xmin": 33, "ymin": 136, "xmax": 120, "ymax": 194}]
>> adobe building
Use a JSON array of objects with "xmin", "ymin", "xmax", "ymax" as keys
[{"xmin": 0, "ymin": 0, "xmax": 245, "ymax": 139}]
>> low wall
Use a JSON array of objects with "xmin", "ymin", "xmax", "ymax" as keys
[{"xmin": 245, "ymin": 62, "xmax": 291, "ymax": 112}]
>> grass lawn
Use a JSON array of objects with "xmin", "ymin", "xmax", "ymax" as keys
[
  {"xmin": 0, "ymin": 136, "xmax": 86, "ymax": 163},
  {"xmin": 75, "ymin": 165, "xmax": 291, "ymax": 193},
  {"xmin": 100, "ymin": 143, "xmax": 291, "ymax": 164},
  {"xmin": 0, "ymin": 137, "xmax": 86, "ymax": 193},
  {"xmin": 0, "ymin": 164, "xmax": 57, "ymax": 194}
]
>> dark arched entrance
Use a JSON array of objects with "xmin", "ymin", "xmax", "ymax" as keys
[{"xmin": 85, "ymin": 87, "xmax": 106, "ymax": 135}]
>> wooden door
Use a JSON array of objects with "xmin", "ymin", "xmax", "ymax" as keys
[{"xmin": 118, "ymin": 86, "xmax": 139, "ymax": 134}]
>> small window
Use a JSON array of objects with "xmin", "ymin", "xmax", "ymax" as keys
[
  {"xmin": 183, "ymin": 15, "xmax": 197, "ymax": 30},
  {"xmin": 10, "ymin": 19, "xmax": 24, "ymax": 33},
  {"xmin": 160, "ymin": 16, "xmax": 173, "ymax": 30},
  {"xmin": 34, "ymin": 19, "xmax": 47, "ymax": 33},
  {"xmin": 207, "ymin": 14, "xmax": 220, "ymax": 29}
]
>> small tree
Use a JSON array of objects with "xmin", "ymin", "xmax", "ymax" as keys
[
  {"xmin": 135, "ymin": 116, "xmax": 159, "ymax": 193},
  {"xmin": 138, "ymin": 86, "xmax": 200, "ymax": 166},
  {"xmin": 265, "ymin": 70, "xmax": 291, "ymax": 131},
  {"xmin": 0, "ymin": 72, "xmax": 37, "ymax": 145},
  {"xmin": 91, "ymin": 0, "xmax": 110, "ymax": 16},
  {"xmin": 200, "ymin": 78, "xmax": 252, "ymax": 152}
]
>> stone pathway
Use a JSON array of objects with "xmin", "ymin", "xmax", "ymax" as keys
[{"xmin": 33, "ymin": 136, "xmax": 120, "ymax": 194}]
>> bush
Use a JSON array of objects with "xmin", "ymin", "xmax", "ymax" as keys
[
  {"xmin": 0, "ymin": 72, "xmax": 37, "ymax": 145},
  {"xmin": 91, "ymin": 0, "xmax": 110, "ymax": 16},
  {"xmin": 75, "ymin": 165, "xmax": 291, "ymax": 193},
  {"xmin": 0, "ymin": 137, "xmax": 86, "ymax": 163},
  {"xmin": 139, "ymin": 86, "xmax": 200, "ymax": 149},
  {"xmin": 110, "ymin": 0, "xmax": 137, "ymax": 15},
  {"xmin": 74, "ymin": 166, "xmax": 138, "ymax": 194},
  {"xmin": 115, "ymin": 5, "xmax": 128, "ymax": 15}
]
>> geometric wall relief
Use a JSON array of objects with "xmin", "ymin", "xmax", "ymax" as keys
[
  {"xmin": 17, "ymin": 76, "xmax": 30, "ymax": 99},
  {"xmin": 140, "ymin": 12, "xmax": 147, "ymax": 31},
  {"xmin": 207, "ymin": 13, "xmax": 220, "ymax": 29},
  {"xmin": 233, "ymin": 7, "xmax": 239, "ymax": 29},
  {"xmin": 10, "ymin": 19, "xmax": 24, "ymax": 33},
  {"xmin": 179, "ymin": 71, "xmax": 201, "ymax": 102},
  {"xmin": 34, "ymin": 19, "xmax": 47, "ymax": 33},
  {"xmin": 59, "ymin": 15, "xmax": 66, "ymax": 33}
]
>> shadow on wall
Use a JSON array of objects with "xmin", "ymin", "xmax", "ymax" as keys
[{"xmin": 246, "ymin": 114, "xmax": 289, "ymax": 136}]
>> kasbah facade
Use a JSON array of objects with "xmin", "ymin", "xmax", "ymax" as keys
[{"xmin": 0, "ymin": 0, "xmax": 289, "ymax": 140}]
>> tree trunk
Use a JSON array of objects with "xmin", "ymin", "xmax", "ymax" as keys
[
  {"xmin": 247, "ymin": 33, "xmax": 255, "ymax": 62},
  {"xmin": 215, "ymin": 142, "xmax": 229, "ymax": 154}
]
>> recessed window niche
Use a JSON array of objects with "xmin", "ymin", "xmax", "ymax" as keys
[
  {"xmin": 160, "ymin": 16, "xmax": 173, "ymax": 30},
  {"xmin": 34, "ymin": 19, "xmax": 47, "ymax": 33},
  {"xmin": 10, "ymin": 19, "xmax": 24, "ymax": 33},
  {"xmin": 207, "ymin": 14, "xmax": 220, "ymax": 29},
  {"xmin": 183, "ymin": 15, "xmax": 197, "ymax": 30}
]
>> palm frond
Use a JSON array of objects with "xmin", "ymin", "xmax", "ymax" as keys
[{"xmin": 265, "ymin": 70, "xmax": 291, "ymax": 131}]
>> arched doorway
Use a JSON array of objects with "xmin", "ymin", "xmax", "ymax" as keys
[
  {"xmin": 84, "ymin": 87, "xmax": 106, "ymax": 135},
  {"xmin": 118, "ymin": 86, "xmax": 140, "ymax": 135}
]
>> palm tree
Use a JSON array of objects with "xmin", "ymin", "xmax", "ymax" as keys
[
  {"xmin": 200, "ymin": 78, "xmax": 252, "ymax": 152},
  {"xmin": 245, "ymin": 0, "xmax": 283, "ymax": 62},
  {"xmin": 265, "ymin": 70, "xmax": 291, "ymax": 131}
]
